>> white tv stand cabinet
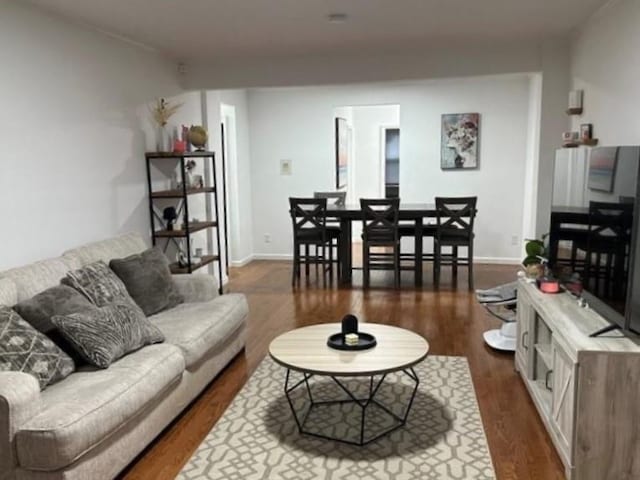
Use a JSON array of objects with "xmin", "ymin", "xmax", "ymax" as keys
[{"xmin": 515, "ymin": 278, "xmax": 640, "ymax": 480}]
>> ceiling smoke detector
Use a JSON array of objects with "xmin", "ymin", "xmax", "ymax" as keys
[{"xmin": 327, "ymin": 13, "xmax": 348, "ymax": 24}]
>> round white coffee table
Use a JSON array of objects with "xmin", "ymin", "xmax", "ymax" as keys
[{"xmin": 269, "ymin": 323, "xmax": 429, "ymax": 446}]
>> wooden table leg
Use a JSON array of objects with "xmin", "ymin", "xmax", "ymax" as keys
[
  {"xmin": 415, "ymin": 218, "xmax": 423, "ymax": 287},
  {"xmin": 340, "ymin": 219, "xmax": 353, "ymax": 284}
]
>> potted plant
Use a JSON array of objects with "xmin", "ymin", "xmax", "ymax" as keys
[{"xmin": 522, "ymin": 237, "xmax": 547, "ymax": 279}]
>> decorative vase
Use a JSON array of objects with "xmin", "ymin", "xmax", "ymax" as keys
[{"xmin": 155, "ymin": 126, "xmax": 171, "ymax": 152}]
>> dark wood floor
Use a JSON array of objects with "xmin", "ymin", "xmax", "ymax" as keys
[{"xmin": 121, "ymin": 261, "xmax": 565, "ymax": 480}]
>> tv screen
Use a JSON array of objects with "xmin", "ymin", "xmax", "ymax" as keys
[{"xmin": 551, "ymin": 146, "xmax": 640, "ymax": 334}]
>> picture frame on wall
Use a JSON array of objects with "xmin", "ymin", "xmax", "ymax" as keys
[
  {"xmin": 335, "ymin": 117, "xmax": 349, "ymax": 189},
  {"xmin": 441, "ymin": 113, "xmax": 480, "ymax": 170},
  {"xmin": 580, "ymin": 123, "xmax": 593, "ymax": 141}
]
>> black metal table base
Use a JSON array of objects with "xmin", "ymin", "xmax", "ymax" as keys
[{"xmin": 284, "ymin": 368, "xmax": 419, "ymax": 446}]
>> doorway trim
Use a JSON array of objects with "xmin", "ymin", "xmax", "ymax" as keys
[{"xmin": 380, "ymin": 125, "xmax": 400, "ymax": 197}]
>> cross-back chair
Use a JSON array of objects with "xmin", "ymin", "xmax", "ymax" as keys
[
  {"xmin": 289, "ymin": 197, "xmax": 338, "ymax": 286},
  {"xmin": 434, "ymin": 196, "xmax": 478, "ymax": 290},
  {"xmin": 581, "ymin": 201, "xmax": 634, "ymax": 299},
  {"xmin": 314, "ymin": 191, "xmax": 346, "ymax": 279},
  {"xmin": 360, "ymin": 198, "xmax": 401, "ymax": 288}
]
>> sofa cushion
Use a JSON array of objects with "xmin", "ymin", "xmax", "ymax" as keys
[
  {"xmin": 52, "ymin": 302, "xmax": 165, "ymax": 368},
  {"xmin": 15, "ymin": 343, "xmax": 185, "ymax": 471},
  {"xmin": 0, "ymin": 306, "xmax": 75, "ymax": 390},
  {"xmin": 62, "ymin": 233, "xmax": 146, "ymax": 268},
  {"xmin": 149, "ymin": 293, "xmax": 248, "ymax": 368},
  {"xmin": 109, "ymin": 247, "xmax": 183, "ymax": 316},
  {"xmin": 0, "ymin": 278, "xmax": 17, "ymax": 306},
  {"xmin": 0, "ymin": 257, "xmax": 73, "ymax": 303},
  {"xmin": 13, "ymin": 285, "xmax": 94, "ymax": 363}
]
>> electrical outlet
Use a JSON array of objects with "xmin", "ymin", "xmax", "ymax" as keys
[
  {"xmin": 264, "ymin": 233, "xmax": 271, "ymax": 244},
  {"xmin": 511, "ymin": 235, "xmax": 519, "ymax": 246}
]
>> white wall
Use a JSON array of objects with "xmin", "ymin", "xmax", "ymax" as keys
[
  {"xmin": 533, "ymin": 40, "xmax": 571, "ymax": 237},
  {"xmin": 570, "ymin": 0, "xmax": 640, "ymax": 145},
  {"xmin": 0, "ymin": 1, "xmax": 182, "ymax": 270},
  {"xmin": 248, "ymin": 75, "xmax": 532, "ymax": 263},
  {"xmin": 522, "ymin": 74, "xmax": 542, "ymax": 241}
]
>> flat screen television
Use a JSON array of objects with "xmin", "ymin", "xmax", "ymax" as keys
[{"xmin": 551, "ymin": 145, "xmax": 640, "ymax": 336}]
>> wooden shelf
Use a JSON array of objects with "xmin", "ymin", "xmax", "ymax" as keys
[
  {"xmin": 563, "ymin": 138, "xmax": 599, "ymax": 148},
  {"xmin": 145, "ymin": 151, "xmax": 214, "ymax": 159},
  {"xmin": 155, "ymin": 221, "xmax": 217, "ymax": 238},
  {"xmin": 566, "ymin": 107, "xmax": 583, "ymax": 115},
  {"xmin": 169, "ymin": 254, "xmax": 219, "ymax": 274},
  {"xmin": 151, "ymin": 187, "xmax": 215, "ymax": 198}
]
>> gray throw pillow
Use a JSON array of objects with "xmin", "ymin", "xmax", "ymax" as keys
[
  {"xmin": 109, "ymin": 247, "xmax": 184, "ymax": 316},
  {"xmin": 62, "ymin": 261, "xmax": 131, "ymax": 307},
  {"xmin": 0, "ymin": 306, "xmax": 75, "ymax": 389},
  {"xmin": 13, "ymin": 285, "xmax": 94, "ymax": 363},
  {"xmin": 51, "ymin": 301, "xmax": 165, "ymax": 369}
]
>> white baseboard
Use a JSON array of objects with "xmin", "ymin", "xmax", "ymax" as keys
[
  {"xmin": 474, "ymin": 257, "xmax": 521, "ymax": 265},
  {"xmin": 251, "ymin": 253, "xmax": 293, "ymax": 261},
  {"xmin": 230, "ymin": 254, "xmax": 255, "ymax": 267}
]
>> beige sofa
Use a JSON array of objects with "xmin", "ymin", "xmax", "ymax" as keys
[{"xmin": 0, "ymin": 234, "xmax": 248, "ymax": 480}]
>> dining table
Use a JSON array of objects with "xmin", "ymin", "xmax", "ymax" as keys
[{"xmin": 326, "ymin": 203, "xmax": 437, "ymax": 286}]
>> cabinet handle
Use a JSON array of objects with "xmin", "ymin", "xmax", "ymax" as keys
[
  {"xmin": 545, "ymin": 370, "xmax": 554, "ymax": 391},
  {"xmin": 522, "ymin": 331, "xmax": 529, "ymax": 350}
]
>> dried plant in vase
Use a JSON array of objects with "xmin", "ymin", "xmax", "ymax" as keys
[{"xmin": 150, "ymin": 98, "xmax": 182, "ymax": 152}]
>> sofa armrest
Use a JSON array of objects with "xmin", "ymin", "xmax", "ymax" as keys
[
  {"xmin": 172, "ymin": 274, "xmax": 219, "ymax": 303},
  {"xmin": 0, "ymin": 372, "xmax": 41, "ymax": 477}
]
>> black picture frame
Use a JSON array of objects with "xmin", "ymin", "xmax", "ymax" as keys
[
  {"xmin": 441, "ymin": 113, "xmax": 480, "ymax": 170},
  {"xmin": 335, "ymin": 117, "xmax": 348, "ymax": 189},
  {"xmin": 580, "ymin": 123, "xmax": 593, "ymax": 141}
]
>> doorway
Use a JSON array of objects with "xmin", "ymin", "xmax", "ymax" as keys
[
  {"xmin": 382, "ymin": 127, "xmax": 400, "ymax": 198},
  {"xmin": 332, "ymin": 104, "xmax": 400, "ymax": 204},
  {"xmin": 220, "ymin": 103, "xmax": 237, "ymax": 272},
  {"xmin": 333, "ymin": 104, "xmax": 400, "ymax": 242}
]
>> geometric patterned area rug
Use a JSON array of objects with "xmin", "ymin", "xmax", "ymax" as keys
[{"xmin": 178, "ymin": 356, "xmax": 495, "ymax": 480}]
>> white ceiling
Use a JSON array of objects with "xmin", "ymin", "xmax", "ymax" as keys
[{"xmin": 27, "ymin": 0, "xmax": 609, "ymax": 62}]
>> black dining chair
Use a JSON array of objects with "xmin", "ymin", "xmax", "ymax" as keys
[
  {"xmin": 360, "ymin": 198, "xmax": 401, "ymax": 288},
  {"xmin": 289, "ymin": 197, "xmax": 338, "ymax": 286},
  {"xmin": 313, "ymin": 191, "xmax": 346, "ymax": 206},
  {"xmin": 433, "ymin": 196, "xmax": 478, "ymax": 290},
  {"xmin": 314, "ymin": 191, "xmax": 346, "ymax": 280},
  {"xmin": 577, "ymin": 201, "xmax": 633, "ymax": 299},
  {"xmin": 399, "ymin": 218, "xmax": 438, "ymax": 280}
]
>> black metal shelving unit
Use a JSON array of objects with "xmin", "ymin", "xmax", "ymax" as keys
[{"xmin": 145, "ymin": 151, "xmax": 225, "ymax": 294}]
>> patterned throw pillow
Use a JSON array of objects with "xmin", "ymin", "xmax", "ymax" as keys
[
  {"xmin": 13, "ymin": 285, "xmax": 94, "ymax": 364},
  {"xmin": 109, "ymin": 247, "xmax": 184, "ymax": 316},
  {"xmin": 51, "ymin": 302, "xmax": 165, "ymax": 368},
  {"xmin": 62, "ymin": 261, "xmax": 131, "ymax": 307},
  {"xmin": 0, "ymin": 306, "xmax": 75, "ymax": 389}
]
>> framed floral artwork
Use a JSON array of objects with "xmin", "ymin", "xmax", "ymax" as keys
[{"xmin": 441, "ymin": 113, "xmax": 480, "ymax": 170}]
